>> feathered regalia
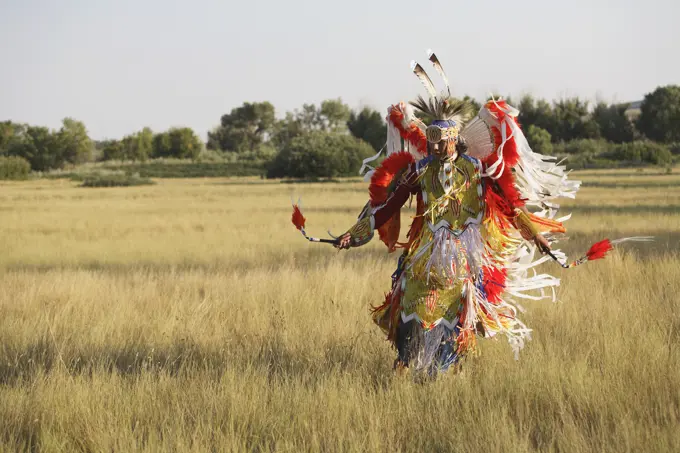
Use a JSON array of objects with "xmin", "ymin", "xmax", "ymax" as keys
[{"xmin": 291, "ymin": 50, "xmax": 650, "ymax": 375}]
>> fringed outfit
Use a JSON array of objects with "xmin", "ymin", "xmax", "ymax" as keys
[
  {"xmin": 340, "ymin": 52, "xmax": 580, "ymax": 375},
  {"xmin": 291, "ymin": 51, "xmax": 649, "ymax": 376}
]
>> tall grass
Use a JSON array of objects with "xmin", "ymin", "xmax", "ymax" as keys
[{"xmin": 0, "ymin": 171, "xmax": 678, "ymax": 452}]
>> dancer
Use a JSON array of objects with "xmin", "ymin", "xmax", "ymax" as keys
[{"xmin": 292, "ymin": 51, "xmax": 649, "ymax": 376}]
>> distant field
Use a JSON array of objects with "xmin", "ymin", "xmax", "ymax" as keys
[{"xmin": 1, "ymin": 169, "xmax": 678, "ymax": 452}]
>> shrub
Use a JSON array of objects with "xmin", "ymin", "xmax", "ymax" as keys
[
  {"xmin": 195, "ymin": 148, "xmax": 228, "ymax": 163},
  {"xmin": 552, "ymin": 139, "xmax": 611, "ymax": 155},
  {"xmin": 235, "ymin": 144, "xmax": 278, "ymax": 164},
  {"xmin": 526, "ymin": 125, "xmax": 553, "ymax": 155},
  {"xmin": 605, "ymin": 141, "xmax": 673, "ymax": 166},
  {"xmin": 562, "ymin": 153, "xmax": 617, "ymax": 170},
  {"xmin": 267, "ymin": 132, "xmax": 374, "ymax": 179},
  {"xmin": 81, "ymin": 173, "xmax": 154, "ymax": 187},
  {"xmin": 0, "ymin": 156, "xmax": 31, "ymax": 180}
]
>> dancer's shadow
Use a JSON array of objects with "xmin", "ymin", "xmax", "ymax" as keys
[{"xmin": 0, "ymin": 330, "xmax": 394, "ymax": 390}]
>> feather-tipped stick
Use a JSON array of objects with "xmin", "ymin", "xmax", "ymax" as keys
[
  {"xmin": 291, "ymin": 202, "xmax": 337, "ymax": 244},
  {"xmin": 545, "ymin": 236, "xmax": 653, "ymax": 268}
]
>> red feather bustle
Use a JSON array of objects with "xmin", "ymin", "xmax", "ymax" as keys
[
  {"xmin": 494, "ymin": 167, "xmax": 524, "ymax": 208},
  {"xmin": 484, "ymin": 100, "xmax": 520, "ymax": 168},
  {"xmin": 481, "ymin": 100, "xmax": 525, "ymax": 209},
  {"xmin": 479, "ymin": 101, "xmax": 526, "ymax": 304},
  {"xmin": 291, "ymin": 204, "xmax": 306, "ymax": 231},
  {"xmin": 369, "ymin": 152, "xmax": 414, "ymax": 206},
  {"xmin": 585, "ymin": 239, "xmax": 613, "ymax": 261}
]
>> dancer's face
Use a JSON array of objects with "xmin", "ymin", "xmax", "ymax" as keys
[{"xmin": 430, "ymin": 139, "xmax": 457, "ymax": 160}]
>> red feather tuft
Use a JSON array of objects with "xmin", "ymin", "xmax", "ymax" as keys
[
  {"xmin": 387, "ymin": 108, "xmax": 428, "ymax": 156},
  {"xmin": 291, "ymin": 204, "xmax": 306, "ymax": 231},
  {"xmin": 585, "ymin": 239, "xmax": 613, "ymax": 261}
]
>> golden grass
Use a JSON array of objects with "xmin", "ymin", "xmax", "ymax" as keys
[{"xmin": 1, "ymin": 170, "xmax": 679, "ymax": 452}]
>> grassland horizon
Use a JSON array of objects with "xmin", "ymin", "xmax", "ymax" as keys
[{"xmin": 1, "ymin": 169, "xmax": 678, "ymax": 452}]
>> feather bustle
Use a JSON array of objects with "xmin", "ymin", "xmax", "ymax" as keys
[{"xmin": 369, "ymin": 152, "xmax": 415, "ymax": 251}]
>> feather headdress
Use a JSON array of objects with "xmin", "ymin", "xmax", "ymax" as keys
[
  {"xmin": 427, "ymin": 49, "xmax": 450, "ymax": 96},
  {"xmin": 410, "ymin": 61, "xmax": 436, "ymax": 99},
  {"xmin": 409, "ymin": 95, "xmax": 474, "ymax": 125},
  {"xmin": 410, "ymin": 51, "xmax": 474, "ymax": 124}
]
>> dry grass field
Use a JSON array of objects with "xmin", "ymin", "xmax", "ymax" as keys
[{"xmin": 1, "ymin": 168, "xmax": 679, "ymax": 452}]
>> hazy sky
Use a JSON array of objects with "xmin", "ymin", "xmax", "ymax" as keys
[{"xmin": 1, "ymin": 0, "xmax": 678, "ymax": 140}]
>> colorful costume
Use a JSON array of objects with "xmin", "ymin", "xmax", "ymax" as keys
[
  {"xmin": 341, "ymin": 52, "xmax": 579, "ymax": 375},
  {"xmin": 291, "ymin": 51, "xmax": 651, "ymax": 376}
]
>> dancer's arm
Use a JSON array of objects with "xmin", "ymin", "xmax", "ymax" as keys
[
  {"xmin": 486, "ymin": 170, "xmax": 552, "ymax": 254},
  {"xmin": 335, "ymin": 169, "xmax": 418, "ymax": 249},
  {"xmin": 513, "ymin": 206, "xmax": 551, "ymax": 253}
]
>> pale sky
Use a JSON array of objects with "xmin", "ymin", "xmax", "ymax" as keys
[{"xmin": 1, "ymin": 0, "xmax": 678, "ymax": 140}]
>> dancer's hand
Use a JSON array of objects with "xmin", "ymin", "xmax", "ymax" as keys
[
  {"xmin": 334, "ymin": 233, "xmax": 352, "ymax": 250},
  {"xmin": 534, "ymin": 234, "xmax": 551, "ymax": 254}
]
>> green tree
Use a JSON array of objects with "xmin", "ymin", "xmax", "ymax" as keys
[
  {"xmin": 153, "ymin": 128, "xmax": 203, "ymax": 159},
  {"xmin": 7, "ymin": 125, "xmax": 61, "ymax": 171},
  {"xmin": 55, "ymin": 118, "xmax": 93, "ymax": 165},
  {"xmin": 207, "ymin": 102, "xmax": 276, "ymax": 152},
  {"xmin": 118, "ymin": 127, "xmax": 154, "ymax": 161},
  {"xmin": 518, "ymin": 95, "xmax": 554, "ymax": 134},
  {"xmin": 0, "ymin": 121, "xmax": 18, "ymax": 153},
  {"xmin": 153, "ymin": 132, "xmax": 172, "ymax": 158},
  {"xmin": 133, "ymin": 127, "xmax": 154, "ymax": 161},
  {"xmin": 168, "ymin": 127, "xmax": 203, "ymax": 159},
  {"xmin": 637, "ymin": 85, "xmax": 680, "ymax": 143},
  {"xmin": 102, "ymin": 140, "xmax": 125, "ymax": 161},
  {"xmin": 295, "ymin": 104, "xmax": 322, "ymax": 131},
  {"xmin": 592, "ymin": 102, "xmax": 635, "ymax": 143},
  {"xmin": 267, "ymin": 132, "xmax": 374, "ymax": 179},
  {"xmin": 526, "ymin": 125, "xmax": 553, "ymax": 155},
  {"xmin": 272, "ymin": 112, "xmax": 305, "ymax": 150},
  {"xmin": 319, "ymin": 98, "xmax": 351, "ymax": 132},
  {"xmin": 272, "ymin": 99, "xmax": 352, "ymax": 150},
  {"xmin": 552, "ymin": 97, "xmax": 600, "ymax": 141},
  {"xmin": 2, "ymin": 119, "xmax": 92, "ymax": 170},
  {"xmin": 462, "ymin": 95, "xmax": 482, "ymax": 114},
  {"xmin": 347, "ymin": 107, "xmax": 386, "ymax": 151}
]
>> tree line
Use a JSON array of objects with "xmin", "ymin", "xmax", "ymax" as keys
[
  {"xmin": 1, "ymin": 85, "xmax": 679, "ymax": 179},
  {"xmin": 0, "ymin": 120, "xmax": 204, "ymax": 172}
]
